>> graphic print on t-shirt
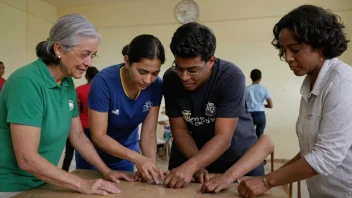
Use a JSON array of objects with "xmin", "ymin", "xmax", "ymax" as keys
[
  {"xmin": 205, "ymin": 101, "xmax": 217, "ymax": 116},
  {"xmin": 142, "ymin": 100, "xmax": 153, "ymax": 112},
  {"xmin": 68, "ymin": 100, "xmax": 74, "ymax": 111},
  {"xmin": 111, "ymin": 109, "xmax": 120, "ymax": 115},
  {"xmin": 182, "ymin": 101, "xmax": 216, "ymax": 126}
]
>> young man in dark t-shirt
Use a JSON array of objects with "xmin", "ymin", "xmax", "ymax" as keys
[{"xmin": 163, "ymin": 22, "xmax": 269, "ymax": 189}]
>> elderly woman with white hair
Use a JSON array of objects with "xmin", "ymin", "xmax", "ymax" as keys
[{"xmin": 0, "ymin": 14, "xmax": 132, "ymax": 197}]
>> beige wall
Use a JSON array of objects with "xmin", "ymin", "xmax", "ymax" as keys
[
  {"xmin": 0, "ymin": 0, "xmax": 56, "ymax": 78},
  {"xmin": 58, "ymin": 0, "xmax": 352, "ymax": 159}
]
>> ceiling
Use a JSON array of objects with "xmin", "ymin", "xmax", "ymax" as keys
[{"xmin": 42, "ymin": 0, "xmax": 131, "ymax": 9}]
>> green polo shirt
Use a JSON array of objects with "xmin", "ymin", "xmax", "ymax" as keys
[{"xmin": 0, "ymin": 58, "xmax": 79, "ymax": 192}]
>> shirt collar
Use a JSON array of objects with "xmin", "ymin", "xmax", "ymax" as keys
[{"xmin": 300, "ymin": 58, "xmax": 337, "ymax": 97}]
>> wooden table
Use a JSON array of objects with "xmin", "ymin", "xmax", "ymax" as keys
[{"xmin": 15, "ymin": 169, "xmax": 288, "ymax": 198}]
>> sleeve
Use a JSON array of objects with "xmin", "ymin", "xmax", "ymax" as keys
[
  {"xmin": 88, "ymin": 76, "xmax": 111, "ymax": 112},
  {"xmin": 163, "ymin": 70, "xmax": 182, "ymax": 118},
  {"xmin": 264, "ymin": 87, "xmax": 271, "ymax": 99},
  {"xmin": 5, "ymin": 78, "xmax": 43, "ymax": 127},
  {"xmin": 304, "ymin": 79, "xmax": 352, "ymax": 176},
  {"xmin": 151, "ymin": 77, "xmax": 163, "ymax": 106},
  {"xmin": 217, "ymin": 74, "xmax": 246, "ymax": 118}
]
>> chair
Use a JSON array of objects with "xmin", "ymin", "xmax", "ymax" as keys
[
  {"xmin": 270, "ymin": 151, "xmax": 301, "ymax": 198},
  {"xmin": 281, "ymin": 181, "xmax": 301, "ymax": 198}
]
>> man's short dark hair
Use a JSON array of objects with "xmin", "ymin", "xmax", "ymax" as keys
[{"xmin": 170, "ymin": 22, "xmax": 216, "ymax": 61}]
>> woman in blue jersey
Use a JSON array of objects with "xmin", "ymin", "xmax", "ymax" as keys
[{"xmin": 76, "ymin": 34, "xmax": 165, "ymax": 184}]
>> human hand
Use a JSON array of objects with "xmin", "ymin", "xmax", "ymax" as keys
[
  {"xmin": 200, "ymin": 174, "xmax": 233, "ymax": 193},
  {"xmin": 237, "ymin": 176, "xmax": 270, "ymax": 198},
  {"xmin": 134, "ymin": 170, "xmax": 144, "ymax": 182},
  {"xmin": 134, "ymin": 155, "xmax": 163, "ymax": 184},
  {"xmin": 163, "ymin": 164, "xmax": 195, "ymax": 188},
  {"xmin": 103, "ymin": 169, "xmax": 134, "ymax": 183},
  {"xmin": 78, "ymin": 179, "xmax": 121, "ymax": 195},
  {"xmin": 194, "ymin": 169, "xmax": 210, "ymax": 184}
]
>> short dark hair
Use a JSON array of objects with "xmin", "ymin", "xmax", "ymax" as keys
[
  {"xmin": 86, "ymin": 66, "xmax": 99, "ymax": 80},
  {"xmin": 170, "ymin": 22, "xmax": 216, "ymax": 61},
  {"xmin": 250, "ymin": 69, "xmax": 262, "ymax": 81},
  {"xmin": 0, "ymin": 61, "xmax": 3, "ymax": 65},
  {"xmin": 272, "ymin": 5, "xmax": 349, "ymax": 59},
  {"xmin": 127, "ymin": 34, "xmax": 165, "ymax": 65},
  {"xmin": 121, "ymin": 44, "xmax": 128, "ymax": 56}
]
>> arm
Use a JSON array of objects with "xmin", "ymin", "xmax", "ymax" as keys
[
  {"xmin": 11, "ymin": 124, "xmax": 120, "ymax": 195},
  {"xmin": 182, "ymin": 117, "xmax": 238, "ymax": 173},
  {"xmin": 281, "ymin": 152, "xmax": 301, "ymax": 168},
  {"xmin": 162, "ymin": 70, "xmax": 199, "ymax": 159},
  {"xmin": 169, "ymin": 117, "xmax": 199, "ymax": 159},
  {"xmin": 237, "ymin": 158, "xmax": 317, "ymax": 197},
  {"xmin": 69, "ymin": 117, "xmax": 133, "ymax": 182},
  {"xmin": 164, "ymin": 117, "xmax": 237, "ymax": 188},
  {"xmin": 140, "ymin": 106, "xmax": 160, "ymax": 162},
  {"xmin": 265, "ymin": 158, "xmax": 317, "ymax": 187},
  {"xmin": 7, "ymin": 77, "xmax": 120, "ymax": 195},
  {"xmin": 169, "ymin": 118, "xmax": 218, "ymax": 184},
  {"xmin": 168, "ymin": 116, "xmax": 224, "ymax": 185},
  {"xmin": 188, "ymin": 73, "xmax": 250, "ymax": 172},
  {"xmin": 89, "ymin": 109, "xmax": 162, "ymax": 183},
  {"xmin": 201, "ymin": 134, "xmax": 274, "ymax": 193},
  {"xmin": 267, "ymin": 80, "xmax": 352, "ymax": 186},
  {"xmin": 88, "ymin": 75, "xmax": 161, "ymax": 183},
  {"xmin": 135, "ymin": 106, "xmax": 162, "ymax": 182},
  {"xmin": 88, "ymin": 76, "xmax": 140, "ymax": 162},
  {"xmin": 265, "ymin": 98, "xmax": 273, "ymax": 108},
  {"xmin": 164, "ymin": 72, "xmax": 250, "ymax": 188},
  {"xmin": 89, "ymin": 110, "xmax": 138, "ymax": 162},
  {"xmin": 12, "ymin": 124, "xmax": 83, "ymax": 191},
  {"xmin": 222, "ymin": 134, "xmax": 274, "ymax": 181}
]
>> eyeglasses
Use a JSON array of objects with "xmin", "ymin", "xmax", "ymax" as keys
[
  {"xmin": 71, "ymin": 48, "xmax": 98, "ymax": 61},
  {"xmin": 171, "ymin": 61, "xmax": 208, "ymax": 77}
]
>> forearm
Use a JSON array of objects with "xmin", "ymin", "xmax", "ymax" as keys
[
  {"xmin": 266, "ymin": 158, "xmax": 317, "ymax": 187},
  {"xmin": 174, "ymin": 132, "xmax": 199, "ymax": 159},
  {"xmin": 281, "ymin": 152, "xmax": 301, "ymax": 168},
  {"xmin": 70, "ymin": 132, "xmax": 110, "ymax": 174},
  {"xmin": 184, "ymin": 134, "xmax": 230, "ymax": 172},
  {"xmin": 19, "ymin": 154, "xmax": 84, "ymax": 192},
  {"xmin": 92, "ymin": 134, "xmax": 141, "ymax": 164},
  {"xmin": 225, "ymin": 135, "xmax": 274, "ymax": 181},
  {"xmin": 140, "ymin": 133, "xmax": 157, "ymax": 162}
]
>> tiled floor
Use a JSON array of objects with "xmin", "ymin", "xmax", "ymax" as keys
[{"xmin": 57, "ymin": 151, "xmax": 309, "ymax": 198}]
